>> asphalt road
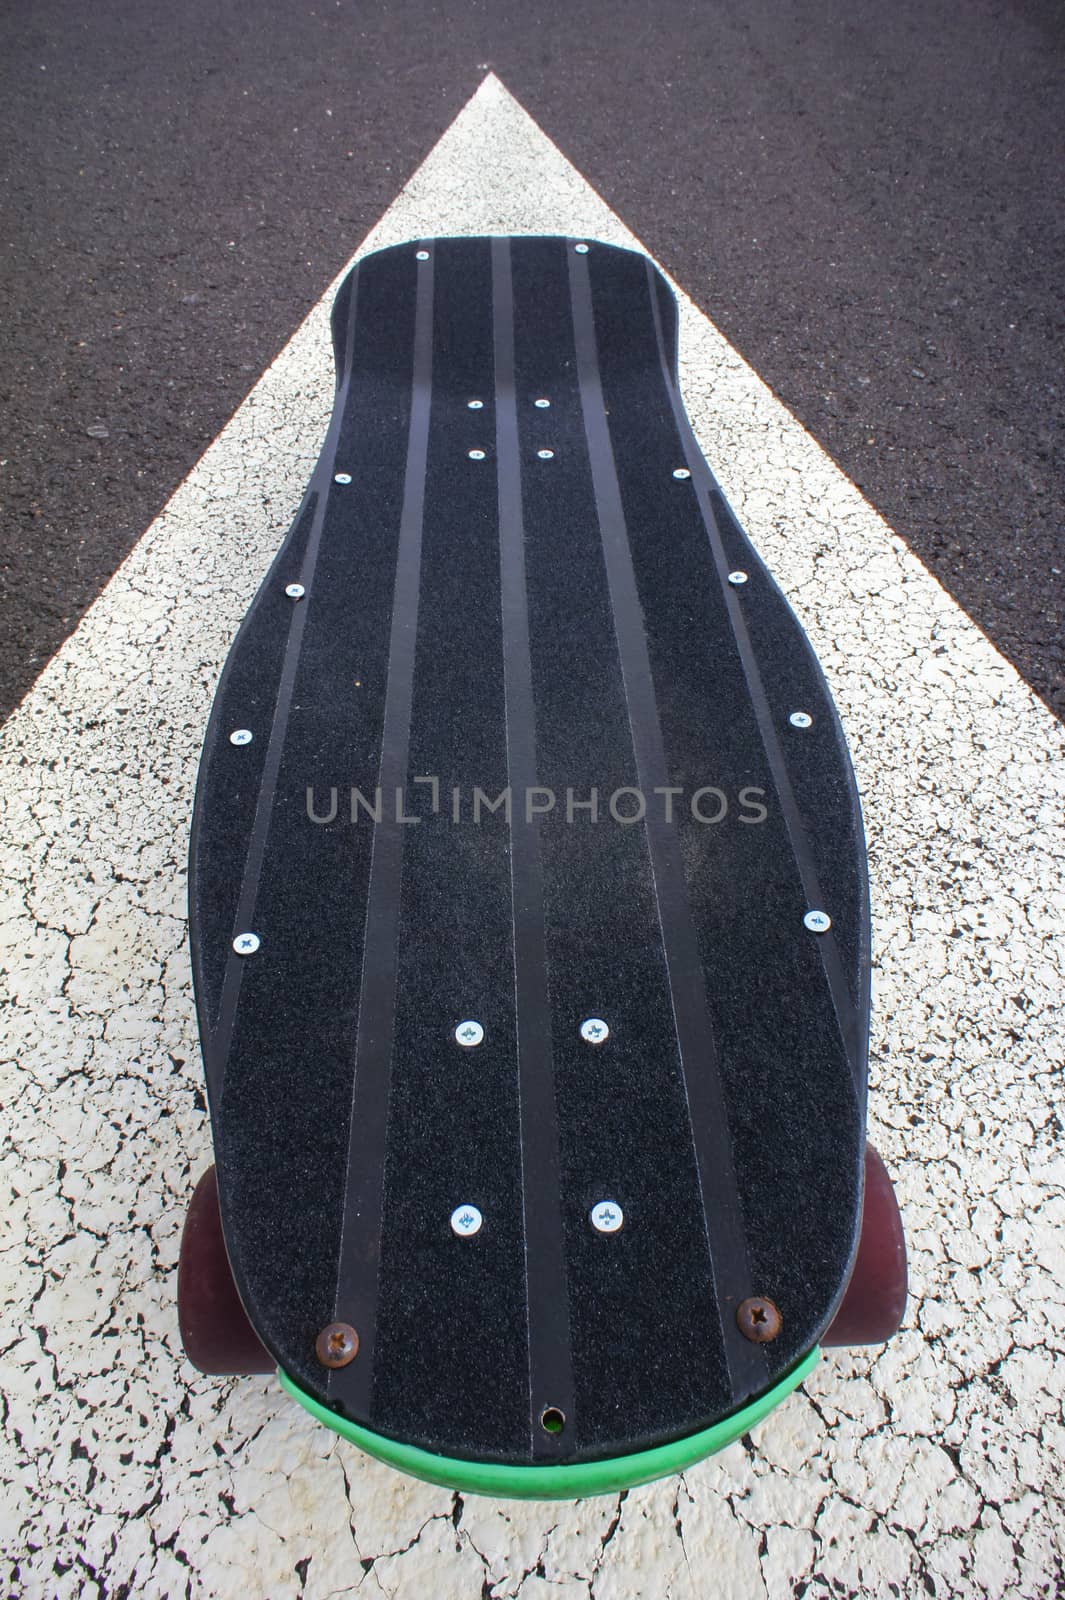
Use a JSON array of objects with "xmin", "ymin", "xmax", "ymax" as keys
[{"xmin": 1, "ymin": 0, "xmax": 1062, "ymax": 721}]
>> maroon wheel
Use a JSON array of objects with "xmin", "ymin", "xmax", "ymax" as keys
[
  {"xmin": 178, "ymin": 1166, "xmax": 274, "ymax": 1375},
  {"xmin": 823, "ymin": 1144, "xmax": 907, "ymax": 1346}
]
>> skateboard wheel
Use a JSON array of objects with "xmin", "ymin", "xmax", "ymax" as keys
[
  {"xmin": 177, "ymin": 1167, "xmax": 274, "ymax": 1376},
  {"xmin": 823, "ymin": 1144, "xmax": 908, "ymax": 1346}
]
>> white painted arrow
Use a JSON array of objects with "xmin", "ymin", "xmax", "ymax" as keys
[{"xmin": 1, "ymin": 73, "xmax": 1062, "ymax": 1600}]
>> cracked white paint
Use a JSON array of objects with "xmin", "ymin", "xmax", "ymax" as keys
[{"xmin": 2, "ymin": 74, "xmax": 1064, "ymax": 1599}]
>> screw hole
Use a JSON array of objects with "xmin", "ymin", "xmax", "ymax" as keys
[{"xmin": 540, "ymin": 1406, "xmax": 565, "ymax": 1435}]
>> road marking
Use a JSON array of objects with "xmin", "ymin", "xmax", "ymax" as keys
[{"xmin": 0, "ymin": 71, "xmax": 1062, "ymax": 1597}]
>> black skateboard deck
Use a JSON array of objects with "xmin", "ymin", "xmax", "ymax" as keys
[{"xmin": 183, "ymin": 236, "xmax": 901, "ymax": 1498}]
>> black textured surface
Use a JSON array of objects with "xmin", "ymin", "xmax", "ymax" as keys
[
  {"xmin": 1, "ymin": 0, "xmax": 1062, "ymax": 726},
  {"xmin": 189, "ymin": 237, "xmax": 867, "ymax": 1466},
  {"xmin": 367, "ymin": 241, "xmax": 531, "ymax": 1456}
]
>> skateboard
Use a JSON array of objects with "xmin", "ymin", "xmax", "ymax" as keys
[{"xmin": 179, "ymin": 236, "xmax": 907, "ymax": 1499}]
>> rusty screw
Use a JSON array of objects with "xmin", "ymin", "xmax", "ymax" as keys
[
  {"xmin": 316, "ymin": 1322, "xmax": 360, "ymax": 1369},
  {"xmin": 737, "ymin": 1297, "xmax": 782, "ymax": 1343}
]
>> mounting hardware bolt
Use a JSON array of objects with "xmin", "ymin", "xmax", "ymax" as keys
[
  {"xmin": 285, "ymin": 583, "xmax": 305, "ymax": 600},
  {"xmin": 727, "ymin": 571, "xmax": 748, "ymax": 586},
  {"xmin": 590, "ymin": 1200, "xmax": 623, "ymax": 1234},
  {"xmin": 737, "ymin": 1297, "xmax": 782, "ymax": 1343},
  {"xmin": 537, "ymin": 449, "xmax": 555, "ymax": 460},
  {"xmin": 534, "ymin": 398, "xmax": 551, "ymax": 408},
  {"xmin": 455, "ymin": 1020, "xmax": 484, "ymax": 1048},
  {"xmin": 574, "ymin": 242, "xmax": 590, "ymax": 254},
  {"xmin": 468, "ymin": 449, "xmax": 486, "ymax": 461},
  {"xmin": 451, "ymin": 1204, "xmax": 483, "ymax": 1237},
  {"xmin": 415, "ymin": 249, "xmax": 430, "ymax": 261},
  {"xmin": 467, "ymin": 399, "xmax": 484, "ymax": 410},
  {"xmin": 580, "ymin": 1018, "xmax": 610, "ymax": 1045},
  {"xmin": 316, "ymin": 1322, "xmax": 359, "ymax": 1368},
  {"xmin": 789, "ymin": 712, "xmax": 813, "ymax": 729},
  {"xmin": 232, "ymin": 932, "xmax": 260, "ymax": 955},
  {"xmin": 672, "ymin": 467, "xmax": 691, "ymax": 480},
  {"xmin": 334, "ymin": 472, "xmax": 352, "ymax": 484},
  {"xmin": 229, "ymin": 729, "xmax": 253, "ymax": 746},
  {"xmin": 804, "ymin": 910, "xmax": 832, "ymax": 933}
]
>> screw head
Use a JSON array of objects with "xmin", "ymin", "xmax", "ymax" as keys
[
  {"xmin": 789, "ymin": 711, "xmax": 813, "ymax": 729},
  {"xmin": 455, "ymin": 1020, "xmax": 484, "ymax": 1048},
  {"xmin": 334, "ymin": 471, "xmax": 352, "ymax": 484},
  {"xmin": 316, "ymin": 1322, "xmax": 359, "ymax": 1368},
  {"xmin": 534, "ymin": 398, "xmax": 551, "ymax": 408},
  {"xmin": 804, "ymin": 909, "xmax": 832, "ymax": 933},
  {"xmin": 451, "ymin": 1204, "xmax": 483, "ymax": 1237},
  {"xmin": 672, "ymin": 467, "xmax": 691, "ymax": 480},
  {"xmin": 285, "ymin": 583, "xmax": 305, "ymax": 600},
  {"xmin": 415, "ymin": 249, "xmax": 430, "ymax": 261},
  {"xmin": 580, "ymin": 1017, "xmax": 610, "ymax": 1045},
  {"xmin": 727, "ymin": 571, "xmax": 748, "ymax": 586},
  {"xmin": 737, "ymin": 1297, "xmax": 782, "ymax": 1343},
  {"xmin": 468, "ymin": 449, "xmax": 486, "ymax": 461},
  {"xmin": 537, "ymin": 448, "xmax": 555, "ymax": 460},
  {"xmin": 574, "ymin": 242, "xmax": 590, "ymax": 254},
  {"xmin": 591, "ymin": 1200, "xmax": 623, "ymax": 1234},
  {"xmin": 232, "ymin": 932, "xmax": 260, "ymax": 955},
  {"xmin": 229, "ymin": 729, "xmax": 253, "ymax": 746},
  {"xmin": 467, "ymin": 399, "xmax": 484, "ymax": 410}
]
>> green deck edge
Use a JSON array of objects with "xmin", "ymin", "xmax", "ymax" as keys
[{"xmin": 278, "ymin": 1346, "xmax": 820, "ymax": 1500}]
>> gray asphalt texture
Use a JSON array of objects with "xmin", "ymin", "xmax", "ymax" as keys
[{"xmin": 1, "ymin": 0, "xmax": 1062, "ymax": 722}]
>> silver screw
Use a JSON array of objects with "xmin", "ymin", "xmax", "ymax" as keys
[
  {"xmin": 672, "ymin": 468, "xmax": 691, "ymax": 480},
  {"xmin": 468, "ymin": 449, "xmax": 486, "ymax": 461},
  {"xmin": 534, "ymin": 398, "xmax": 551, "ymax": 408},
  {"xmin": 233, "ymin": 932, "xmax": 260, "ymax": 955},
  {"xmin": 229, "ymin": 729, "xmax": 253, "ymax": 746},
  {"xmin": 334, "ymin": 472, "xmax": 352, "ymax": 485},
  {"xmin": 580, "ymin": 1018, "xmax": 610, "ymax": 1045},
  {"xmin": 804, "ymin": 910, "xmax": 832, "ymax": 934},
  {"xmin": 591, "ymin": 1201, "xmax": 623, "ymax": 1234},
  {"xmin": 574, "ymin": 242, "xmax": 590, "ymax": 254},
  {"xmin": 450, "ymin": 1204, "xmax": 483, "ymax": 1238},
  {"xmin": 467, "ymin": 399, "xmax": 484, "ymax": 410},
  {"xmin": 455, "ymin": 1020, "xmax": 484, "ymax": 1048},
  {"xmin": 537, "ymin": 448, "xmax": 555, "ymax": 460},
  {"xmin": 416, "ymin": 249, "xmax": 430, "ymax": 261},
  {"xmin": 789, "ymin": 711, "xmax": 813, "ymax": 729},
  {"xmin": 285, "ymin": 583, "xmax": 305, "ymax": 600},
  {"xmin": 727, "ymin": 571, "xmax": 748, "ymax": 586}
]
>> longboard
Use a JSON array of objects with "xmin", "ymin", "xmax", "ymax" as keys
[{"xmin": 179, "ymin": 236, "xmax": 906, "ymax": 1499}]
